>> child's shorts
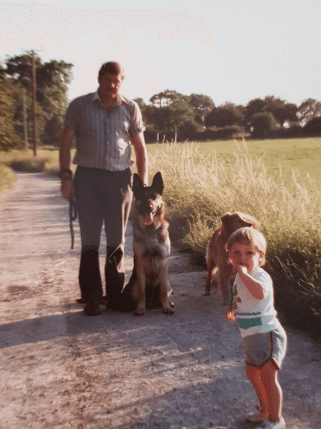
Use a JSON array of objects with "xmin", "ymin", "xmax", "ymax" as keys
[{"xmin": 243, "ymin": 325, "xmax": 287, "ymax": 369}]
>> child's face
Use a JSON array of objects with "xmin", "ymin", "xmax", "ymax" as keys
[{"xmin": 228, "ymin": 241, "xmax": 262, "ymax": 273}]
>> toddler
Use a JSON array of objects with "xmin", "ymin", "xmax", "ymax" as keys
[{"xmin": 225, "ymin": 227, "xmax": 287, "ymax": 429}]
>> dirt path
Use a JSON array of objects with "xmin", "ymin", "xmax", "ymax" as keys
[{"xmin": 0, "ymin": 173, "xmax": 320, "ymax": 429}]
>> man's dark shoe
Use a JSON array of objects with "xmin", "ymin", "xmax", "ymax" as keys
[
  {"xmin": 84, "ymin": 303, "xmax": 102, "ymax": 316},
  {"xmin": 76, "ymin": 296, "xmax": 106, "ymax": 305}
]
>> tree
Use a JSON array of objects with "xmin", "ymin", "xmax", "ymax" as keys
[
  {"xmin": 245, "ymin": 96, "xmax": 298, "ymax": 128},
  {"xmin": 0, "ymin": 79, "xmax": 22, "ymax": 150},
  {"xmin": 297, "ymin": 98, "xmax": 321, "ymax": 125},
  {"xmin": 251, "ymin": 112, "xmax": 277, "ymax": 139},
  {"xmin": 145, "ymin": 90, "xmax": 199, "ymax": 141},
  {"xmin": 245, "ymin": 98, "xmax": 267, "ymax": 125},
  {"xmin": 271, "ymin": 104, "xmax": 298, "ymax": 127},
  {"xmin": 2, "ymin": 53, "xmax": 73, "ymax": 147},
  {"xmin": 189, "ymin": 93, "xmax": 215, "ymax": 125},
  {"xmin": 205, "ymin": 103, "xmax": 243, "ymax": 128},
  {"xmin": 264, "ymin": 96, "xmax": 298, "ymax": 127},
  {"xmin": 149, "ymin": 89, "xmax": 187, "ymax": 107},
  {"xmin": 133, "ymin": 97, "xmax": 146, "ymax": 112}
]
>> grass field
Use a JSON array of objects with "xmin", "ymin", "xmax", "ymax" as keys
[
  {"xmin": 1, "ymin": 138, "xmax": 321, "ymax": 338},
  {"xmin": 147, "ymin": 137, "xmax": 321, "ymax": 193}
]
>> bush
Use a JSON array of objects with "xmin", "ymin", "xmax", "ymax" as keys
[
  {"xmin": 251, "ymin": 112, "xmax": 277, "ymax": 139},
  {"xmin": 304, "ymin": 117, "xmax": 321, "ymax": 137},
  {"xmin": 194, "ymin": 125, "xmax": 246, "ymax": 141},
  {"xmin": 272, "ymin": 125, "xmax": 304, "ymax": 139}
]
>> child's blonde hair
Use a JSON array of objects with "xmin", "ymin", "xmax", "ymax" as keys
[{"xmin": 226, "ymin": 227, "xmax": 267, "ymax": 266}]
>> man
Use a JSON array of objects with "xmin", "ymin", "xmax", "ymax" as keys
[{"xmin": 59, "ymin": 61, "xmax": 148, "ymax": 316}]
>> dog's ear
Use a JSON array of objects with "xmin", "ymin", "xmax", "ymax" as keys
[
  {"xmin": 151, "ymin": 172, "xmax": 164, "ymax": 195},
  {"xmin": 221, "ymin": 213, "xmax": 232, "ymax": 226},
  {"xmin": 133, "ymin": 173, "xmax": 145, "ymax": 198}
]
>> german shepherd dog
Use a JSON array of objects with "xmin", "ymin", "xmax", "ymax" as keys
[
  {"xmin": 122, "ymin": 172, "xmax": 174, "ymax": 316},
  {"xmin": 205, "ymin": 212, "xmax": 260, "ymax": 305}
]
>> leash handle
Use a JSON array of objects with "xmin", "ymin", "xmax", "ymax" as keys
[{"xmin": 68, "ymin": 187, "xmax": 77, "ymax": 249}]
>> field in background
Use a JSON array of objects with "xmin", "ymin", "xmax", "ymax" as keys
[{"xmin": 147, "ymin": 137, "xmax": 321, "ymax": 193}]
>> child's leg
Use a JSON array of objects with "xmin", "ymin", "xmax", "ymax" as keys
[
  {"xmin": 260, "ymin": 360, "xmax": 283, "ymax": 422},
  {"xmin": 246, "ymin": 364, "xmax": 268, "ymax": 418}
]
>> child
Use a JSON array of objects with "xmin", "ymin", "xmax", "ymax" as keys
[{"xmin": 225, "ymin": 227, "xmax": 287, "ymax": 429}]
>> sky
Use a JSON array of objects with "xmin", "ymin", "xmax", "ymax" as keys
[{"xmin": 1, "ymin": 0, "xmax": 321, "ymax": 107}]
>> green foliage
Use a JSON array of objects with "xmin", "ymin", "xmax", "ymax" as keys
[
  {"xmin": 144, "ymin": 90, "xmax": 199, "ymax": 140},
  {"xmin": 0, "ymin": 80, "xmax": 23, "ymax": 150},
  {"xmin": 298, "ymin": 98, "xmax": 321, "ymax": 125},
  {"xmin": 205, "ymin": 103, "xmax": 243, "ymax": 128},
  {"xmin": 246, "ymin": 96, "xmax": 298, "ymax": 129},
  {"xmin": 251, "ymin": 112, "xmax": 277, "ymax": 138},
  {"xmin": 1, "ymin": 53, "xmax": 73, "ymax": 150},
  {"xmin": 189, "ymin": 93, "xmax": 215, "ymax": 125},
  {"xmin": 42, "ymin": 114, "xmax": 65, "ymax": 147}
]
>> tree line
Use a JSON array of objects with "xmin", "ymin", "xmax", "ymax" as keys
[
  {"xmin": 1, "ymin": 53, "xmax": 321, "ymax": 151},
  {"xmin": 135, "ymin": 91, "xmax": 321, "ymax": 143}
]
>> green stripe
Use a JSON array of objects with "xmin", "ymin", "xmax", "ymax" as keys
[{"xmin": 236, "ymin": 317, "xmax": 263, "ymax": 329}]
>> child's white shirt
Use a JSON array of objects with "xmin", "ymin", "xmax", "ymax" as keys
[{"xmin": 232, "ymin": 266, "xmax": 282, "ymax": 338}]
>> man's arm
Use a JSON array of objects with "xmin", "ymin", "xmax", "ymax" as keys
[
  {"xmin": 131, "ymin": 131, "xmax": 148, "ymax": 185},
  {"xmin": 59, "ymin": 127, "xmax": 74, "ymax": 200}
]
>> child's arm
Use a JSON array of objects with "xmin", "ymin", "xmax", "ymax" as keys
[{"xmin": 236, "ymin": 265, "xmax": 268, "ymax": 300}]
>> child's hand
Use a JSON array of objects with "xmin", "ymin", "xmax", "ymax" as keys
[
  {"xmin": 225, "ymin": 307, "xmax": 236, "ymax": 321},
  {"xmin": 236, "ymin": 264, "xmax": 248, "ymax": 274}
]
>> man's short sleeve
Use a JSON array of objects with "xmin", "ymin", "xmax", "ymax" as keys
[
  {"xmin": 64, "ymin": 97, "xmax": 81, "ymax": 130},
  {"xmin": 129, "ymin": 101, "xmax": 146, "ymax": 136}
]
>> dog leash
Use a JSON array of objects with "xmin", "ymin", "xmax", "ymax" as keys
[{"xmin": 68, "ymin": 185, "xmax": 77, "ymax": 250}]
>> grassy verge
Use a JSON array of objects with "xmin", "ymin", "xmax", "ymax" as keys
[
  {"xmin": 0, "ymin": 164, "xmax": 16, "ymax": 195},
  {"xmin": 147, "ymin": 143, "xmax": 321, "ymax": 340},
  {"xmin": 0, "ymin": 149, "xmax": 76, "ymax": 191}
]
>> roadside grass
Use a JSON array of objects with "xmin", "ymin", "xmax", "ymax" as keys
[
  {"xmin": 0, "ymin": 149, "xmax": 76, "ymax": 190},
  {"xmin": 0, "ymin": 140, "xmax": 321, "ymax": 338},
  {"xmin": 147, "ymin": 142, "xmax": 321, "ymax": 339},
  {"xmin": 0, "ymin": 164, "xmax": 16, "ymax": 195},
  {"xmin": 0, "ymin": 149, "xmax": 59, "ymax": 172}
]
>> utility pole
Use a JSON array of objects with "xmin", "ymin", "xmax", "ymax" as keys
[
  {"xmin": 32, "ymin": 50, "xmax": 37, "ymax": 157},
  {"xmin": 22, "ymin": 88, "xmax": 28, "ymax": 150}
]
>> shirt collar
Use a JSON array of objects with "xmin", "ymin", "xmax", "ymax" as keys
[{"xmin": 92, "ymin": 91, "xmax": 129, "ymax": 107}]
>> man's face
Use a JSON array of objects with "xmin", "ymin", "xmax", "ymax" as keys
[{"xmin": 98, "ymin": 72, "xmax": 123, "ymax": 98}]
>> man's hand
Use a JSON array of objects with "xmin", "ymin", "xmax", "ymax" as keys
[{"xmin": 61, "ymin": 179, "xmax": 72, "ymax": 200}]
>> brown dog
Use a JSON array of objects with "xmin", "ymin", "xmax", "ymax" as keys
[
  {"xmin": 122, "ymin": 172, "xmax": 174, "ymax": 316},
  {"xmin": 204, "ymin": 212, "xmax": 260, "ymax": 305}
]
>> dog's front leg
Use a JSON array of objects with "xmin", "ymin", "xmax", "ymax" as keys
[
  {"xmin": 159, "ymin": 262, "xmax": 174, "ymax": 315},
  {"xmin": 134, "ymin": 255, "xmax": 147, "ymax": 316}
]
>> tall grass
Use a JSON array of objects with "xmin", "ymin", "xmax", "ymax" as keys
[
  {"xmin": 0, "ymin": 164, "xmax": 16, "ymax": 194},
  {"xmin": 0, "ymin": 149, "xmax": 60, "ymax": 173},
  {"xmin": 148, "ymin": 142, "xmax": 321, "ymax": 338}
]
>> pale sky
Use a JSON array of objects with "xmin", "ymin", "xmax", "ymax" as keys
[{"xmin": 1, "ymin": 0, "xmax": 320, "ymax": 107}]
